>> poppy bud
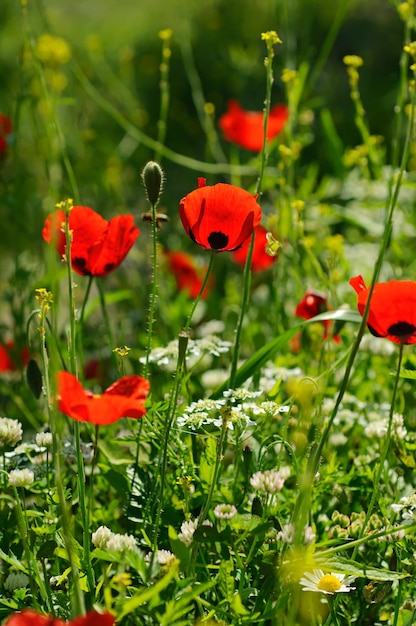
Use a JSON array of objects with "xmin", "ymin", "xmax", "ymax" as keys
[{"xmin": 142, "ymin": 160, "xmax": 164, "ymax": 206}]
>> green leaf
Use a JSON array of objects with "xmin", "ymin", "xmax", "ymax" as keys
[
  {"xmin": 26, "ymin": 358, "xmax": 43, "ymax": 399},
  {"xmin": 218, "ymin": 558, "xmax": 234, "ymax": 603},
  {"xmin": 118, "ymin": 562, "xmax": 178, "ymax": 619},
  {"xmin": 399, "ymin": 368, "xmax": 416, "ymax": 380},
  {"xmin": 199, "ymin": 436, "xmax": 217, "ymax": 487},
  {"xmin": 315, "ymin": 554, "xmax": 409, "ymax": 581}
]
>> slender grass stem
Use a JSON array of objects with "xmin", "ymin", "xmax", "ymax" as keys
[
  {"xmin": 351, "ymin": 343, "xmax": 404, "ymax": 558},
  {"xmin": 229, "ymin": 33, "xmax": 279, "ymax": 389},
  {"xmin": 150, "ymin": 252, "xmax": 215, "ymax": 550}
]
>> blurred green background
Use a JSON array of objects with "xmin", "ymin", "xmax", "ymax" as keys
[{"xmin": 0, "ymin": 0, "xmax": 406, "ymax": 257}]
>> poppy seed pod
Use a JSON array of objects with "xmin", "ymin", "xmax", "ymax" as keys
[{"xmin": 142, "ymin": 160, "xmax": 164, "ymax": 205}]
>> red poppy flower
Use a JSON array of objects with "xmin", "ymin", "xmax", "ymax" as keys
[
  {"xmin": 166, "ymin": 250, "xmax": 213, "ymax": 299},
  {"xmin": 3, "ymin": 610, "xmax": 114, "ymax": 626},
  {"xmin": 219, "ymin": 100, "xmax": 288, "ymax": 152},
  {"xmin": 57, "ymin": 371, "xmax": 150, "ymax": 425},
  {"xmin": 231, "ymin": 225, "xmax": 277, "ymax": 272},
  {"xmin": 42, "ymin": 206, "xmax": 139, "ymax": 277},
  {"xmin": 350, "ymin": 275, "xmax": 416, "ymax": 344},
  {"xmin": 179, "ymin": 178, "xmax": 261, "ymax": 252},
  {"xmin": 295, "ymin": 290, "xmax": 340, "ymax": 342},
  {"xmin": 0, "ymin": 114, "xmax": 12, "ymax": 159},
  {"xmin": 0, "ymin": 341, "xmax": 30, "ymax": 372}
]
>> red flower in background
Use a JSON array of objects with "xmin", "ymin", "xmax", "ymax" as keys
[
  {"xmin": 219, "ymin": 100, "xmax": 288, "ymax": 152},
  {"xmin": 57, "ymin": 371, "xmax": 150, "ymax": 425},
  {"xmin": 232, "ymin": 225, "xmax": 278, "ymax": 273},
  {"xmin": 0, "ymin": 341, "xmax": 30, "ymax": 372},
  {"xmin": 0, "ymin": 114, "xmax": 12, "ymax": 159},
  {"xmin": 295, "ymin": 290, "xmax": 339, "ymax": 342},
  {"xmin": 166, "ymin": 250, "xmax": 213, "ymax": 299},
  {"xmin": 179, "ymin": 178, "xmax": 261, "ymax": 252},
  {"xmin": 350, "ymin": 275, "xmax": 416, "ymax": 344},
  {"xmin": 3, "ymin": 610, "xmax": 114, "ymax": 626},
  {"xmin": 42, "ymin": 206, "xmax": 139, "ymax": 277}
]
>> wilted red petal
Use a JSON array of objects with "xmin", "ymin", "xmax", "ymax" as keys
[
  {"xmin": 57, "ymin": 372, "xmax": 149, "ymax": 425},
  {"xmin": 232, "ymin": 225, "xmax": 277, "ymax": 272},
  {"xmin": 219, "ymin": 100, "xmax": 288, "ymax": 152},
  {"xmin": 3, "ymin": 609, "xmax": 65, "ymax": 626},
  {"xmin": 179, "ymin": 182, "xmax": 261, "ymax": 252},
  {"xmin": 350, "ymin": 275, "xmax": 416, "ymax": 344},
  {"xmin": 70, "ymin": 612, "xmax": 115, "ymax": 626}
]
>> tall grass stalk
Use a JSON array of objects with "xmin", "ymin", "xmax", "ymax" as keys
[{"xmin": 229, "ymin": 31, "xmax": 281, "ymax": 389}]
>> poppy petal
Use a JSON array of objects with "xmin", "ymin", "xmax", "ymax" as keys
[
  {"xmin": 3, "ymin": 610, "xmax": 65, "ymax": 626},
  {"xmin": 70, "ymin": 613, "xmax": 115, "ymax": 626},
  {"xmin": 350, "ymin": 275, "xmax": 416, "ymax": 344},
  {"xmin": 57, "ymin": 371, "xmax": 91, "ymax": 422},
  {"xmin": 219, "ymin": 100, "xmax": 288, "ymax": 151},
  {"xmin": 180, "ymin": 182, "xmax": 261, "ymax": 252},
  {"xmin": 86, "ymin": 215, "xmax": 140, "ymax": 277}
]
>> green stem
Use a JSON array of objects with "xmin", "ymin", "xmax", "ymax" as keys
[
  {"xmin": 11, "ymin": 485, "xmax": 46, "ymax": 610},
  {"xmin": 155, "ymin": 33, "xmax": 171, "ymax": 162},
  {"xmin": 64, "ymin": 211, "xmax": 95, "ymax": 603},
  {"xmin": 229, "ymin": 35, "xmax": 276, "ymax": 389},
  {"xmin": 143, "ymin": 200, "xmax": 159, "ymax": 380},
  {"xmin": 150, "ymin": 253, "xmax": 215, "ymax": 549},
  {"xmin": 351, "ymin": 343, "xmax": 404, "ymax": 558}
]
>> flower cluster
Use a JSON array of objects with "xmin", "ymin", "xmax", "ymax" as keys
[
  {"xmin": 92, "ymin": 526, "xmax": 137, "ymax": 552},
  {"xmin": 140, "ymin": 335, "xmax": 232, "ymax": 368},
  {"xmin": 250, "ymin": 467, "xmax": 290, "ymax": 494},
  {"xmin": 0, "ymin": 417, "xmax": 23, "ymax": 448}
]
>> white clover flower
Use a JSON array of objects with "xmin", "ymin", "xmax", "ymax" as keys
[
  {"xmin": 223, "ymin": 388, "xmax": 262, "ymax": 402},
  {"xmin": 35, "ymin": 432, "xmax": 53, "ymax": 448},
  {"xmin": 250, "ymin": 468, "xmax": 288, "ymax": 494},
  {"xmin": 328, "ymin": 432, "xmax": 348, "ymax": 447},
  {"xmin": 92, "ymin": 525, "xmax": 113, "ymax": 548},
  {"xmin": 106, "ymin": 533, "xmax": 137, "ymax": 552},
  {"xmin": 4, "ymin": 572, "xmax": 30, "ymax": 591},
  {"xmin": 214, "ymin": 504, "xmax": 237, "ymax": 520},
  {"xmin": 300, "ymin": 569, "xmax": 356, "ymax": 595},
  {"xmin": 178, "ymin": 518, "xmax": 199, "ymax": 546},
  {"xmin": 0, "ymin": 417, "xmax": 23, "ymax": 448},
  {"xmin": 8, "ymin": 468, "xmax": 34, "ymax": 488},
  {"xmin": 156, "ymin": 549, "xmax": 176, "ymax": 566},
  {"xmin": 276, "ymin": 523, "xmax": 294, "ymax": 543},
  {"xmin": 392, "ymin": 492, "xmax": 416, "ymax": 521}
]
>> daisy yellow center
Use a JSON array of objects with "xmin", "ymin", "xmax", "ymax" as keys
[{"xmin": 317, "ymin": 574, "xmax": 341, "ymax": 593}]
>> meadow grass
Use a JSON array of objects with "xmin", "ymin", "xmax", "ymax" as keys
[{"xmin": 2, "ymin": 1, "xmax": 416, "ymax": 625}]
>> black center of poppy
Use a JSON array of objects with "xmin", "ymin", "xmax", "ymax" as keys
[
  {"xmin": 104, "ymin": 262, "xmax": 115, "ymax": 273},
  {"xmin": 72, "ymin": 257, "xmax": 90, "ymax": 275},
  {"xmin": 387, "ymin": 320, "xmax": 416, "ymax": 338},
  {"xmin": 208, "ymin": 231, "xmax": 229, "ymax": 250}
]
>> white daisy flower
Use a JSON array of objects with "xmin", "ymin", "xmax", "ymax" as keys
[{"xmin": 300, "ymin": 569, "xmax": 356, "ymax": 595}]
